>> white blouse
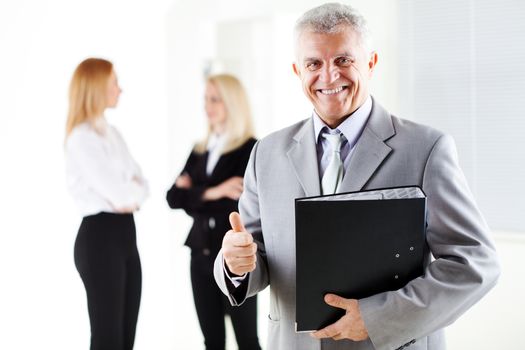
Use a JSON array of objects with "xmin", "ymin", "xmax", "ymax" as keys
[
  {"xmin": 206, "ymin": 132, "xmax": 227, "ymax": 176},
  {"xmin": 65, "ymin": 119, "xmax": 149, "ymax": 216}
]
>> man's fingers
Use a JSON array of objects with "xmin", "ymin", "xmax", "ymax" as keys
[
  {"xmin": 324, "ymin": 293, "xmax": 352, "ymax": 310},
  {"xmin": 224, "ymin": 230, "xmax": 253, "ymax": 247},
  {"xmin": 229, "ymin": 255, "xmax": 257, "ymax": 266},
  {"xmin": 314, "ymin": 296, "xmax": 368, "ymax": 341},
  {"xmin": 230, "ymin": 264, "xmax": 256, "ymax": 275},
  {"xmin": 224, "ymin": 241, "xmax": 257, "ymax": 275},
  {"xmin": 311, "ymin": 323, "xmax": 340, "ymax": 339},
  {"xmin": 228, "ymin": 243, "xmax": 257, "ymax": 257},
  {"xmin": 224, "ymin": 248, "xmax": 257, "ymax": 275},
  {"xmin": 310, "ymin": 295, "xmax": 349, "ymax": 339},
  {"xmin": 224, "ymin": 242, "xmax": 257, "ymax": 258},
  {"xmin": 223, "ymin": 214, "xmax": 256, "ymax": 276},
  {"xmin": 332, "ymin": 333, "xmax": 345, "ymax": 341},
  {"xmin": 229, "ymin": 212, "xmax": 246, "ymax": 232}
]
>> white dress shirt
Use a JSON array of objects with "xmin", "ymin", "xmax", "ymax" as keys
[
  {"xmin": 224, "ymin": 96, "xmax": 373, "ymax": 286},
  {"xmin": 313, "ymin": 95, "xmax": 372, "ymax": 179},
  {"xmin": 65, "ymin": 118, "xmax": 149, "ymax": 216},
  {"xmin": 206, "ymin": 132, "xmax": 228, "ymax": 176}
]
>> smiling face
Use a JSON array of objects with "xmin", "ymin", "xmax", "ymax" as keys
[{"xmin": 293, "ymin": 26, "xmax": 377, "ymax": 128}]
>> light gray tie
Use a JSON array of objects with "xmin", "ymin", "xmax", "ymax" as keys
[{"xmin": 321, "ymin": 132, "xmax": 344, "ymax": 195}]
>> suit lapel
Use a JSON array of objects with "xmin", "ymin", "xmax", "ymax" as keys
[
  {"xmin": 286, "ymin": 99, "xmax": 395, "ymax": 196},
  {"xmin": 286, "ymin": 119, "xmax": 321, "ymax": 197},
  {"xmin": 338, "ymin": 98, "xmax": 396, "ymax": 192}
]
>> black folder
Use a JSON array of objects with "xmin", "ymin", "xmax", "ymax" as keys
[{"xmin": 295, "ymin": 186, "xmax": 427, "ymax": 332}]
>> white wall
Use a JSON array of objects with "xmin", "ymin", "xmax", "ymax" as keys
[
  {"xmin": 398, "ymin": 0, "xmax": 525, "ymax": 232},
  {"xmin": 0, "ymin": 0, "xmax": 175, "ymax": 348},
  {"xmin": 166, "ymin": 0, "xmax": 399, "ymax": 140}
]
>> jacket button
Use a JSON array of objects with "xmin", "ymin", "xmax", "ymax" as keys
[
  {"xmin": 209, "ymin": 217, "xmax": 216, "ymax": 229},
  {"xmin": 203, "ymin": 248, "xmax": 211, "ymax": 256}
]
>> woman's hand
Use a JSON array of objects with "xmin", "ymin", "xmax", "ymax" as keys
[
  {"xmin": 175, "ymin": 173, "xmax": 192, "ymax": 189},
  {"xmin": 203, "ymin": 176, "xmax": 244, "ymax": 201},
  {"xmin": 132, "ymin": 175, "xmax": 144, "ymax": 186},
  {"xmin": 115, "ymin": 204, "xmax": 139, "ymax": 213}
]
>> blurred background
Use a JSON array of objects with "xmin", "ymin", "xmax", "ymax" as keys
[{"xmin": 1, "ymin": 0, "xmax": 524, "ymax": 348}]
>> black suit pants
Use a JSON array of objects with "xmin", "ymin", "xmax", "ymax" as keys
[{"xmin": 190, "ymin": 251, "xmax": 261, "ymax": 350}]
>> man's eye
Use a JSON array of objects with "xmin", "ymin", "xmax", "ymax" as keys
[
  {"xmin": 306, "ymin": 62, "xmax": 320, "ymax": 70},
  {"xmin": 336, "ymin": 57, "xmax": 352, "ymax": 65}
]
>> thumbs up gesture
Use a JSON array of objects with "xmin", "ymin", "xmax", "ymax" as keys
[{"xmin": 222, "ymin": 212, "xmax": 258, "ymax": 276}]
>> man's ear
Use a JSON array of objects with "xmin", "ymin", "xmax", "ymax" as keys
[
  {"xmin": 368, "ymin": 51, "xmax": 378, "ymax": 76},
  {"xmin": 293, "ymin": 62, "xmax": 301, "ymax": 78}
]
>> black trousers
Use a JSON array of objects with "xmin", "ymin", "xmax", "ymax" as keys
[
  {"xmin": 74, "ymin": 212, "xmax": 142, "ymax": 350},
  {"xmin": 190, "ymin": 252, "xmax": 261, "ymax": 350}
]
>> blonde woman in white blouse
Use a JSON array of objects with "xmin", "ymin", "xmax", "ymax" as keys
[{"xmin": 64, "ymin": 58, "xmax": 148, "ymax": 350}]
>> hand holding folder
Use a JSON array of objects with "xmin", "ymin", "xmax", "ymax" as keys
[
  {"xmin": 295, "ymin": 186, "xmax": 427, "ymax": 332},
  {"xmin": 310, "ymin": 294, "xmax": 369, "ymax": 341}
]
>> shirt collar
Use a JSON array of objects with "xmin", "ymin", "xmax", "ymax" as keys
[
  {"xmin": 313, "ymin": 95, "xmax": 372, "ymax": 147},
  {"xmin": 207, "ymin": 132, "xmax": 228, "ymax": 151}
]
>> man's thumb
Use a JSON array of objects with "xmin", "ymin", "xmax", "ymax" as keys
[
  {"xmin": 324, "ymin": 293, "xmax": 353, "ymax": 310},
  {"xmin": 229, "ymin": 212, "xmax": 246, "ymax": 233}
]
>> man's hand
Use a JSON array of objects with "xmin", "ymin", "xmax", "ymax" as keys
[
  {"xmin": 222, "ymin": 212, "xmax": 257, "ymax": 276},
  {"xmin": 311, "ymin": 294, "xmax": 369, "ymax": 341}
]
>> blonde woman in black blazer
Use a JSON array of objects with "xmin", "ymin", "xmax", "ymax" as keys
[{"xmin": 167, "ymin": 74, "xmax": 261, "ymax": 350}]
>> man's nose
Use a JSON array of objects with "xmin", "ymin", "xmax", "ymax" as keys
[{"xmin": 319, "ymin": 65, "xmax": 340, "ymax": 84}]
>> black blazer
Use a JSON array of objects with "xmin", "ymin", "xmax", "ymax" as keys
[{"xmin": 166, "ymin": 138, "xmax": 257, "ymax": 256}]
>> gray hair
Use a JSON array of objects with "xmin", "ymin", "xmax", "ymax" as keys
[{"xmin": 294, "ymin": 3, "xmax": 371, "ymax": 53}]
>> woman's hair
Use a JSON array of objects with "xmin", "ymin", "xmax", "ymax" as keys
[
  {"xmin": 195, "ymin": 74, "xmax": 255, "ymax": 154},
  {"xmin": 65, "ymin": 58, "xmax": 113, "ymax": 137}
]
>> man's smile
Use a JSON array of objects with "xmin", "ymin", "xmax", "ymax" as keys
[{"xmin": 317, "ymin": 85, "xmax": 348, "ymax": 95}]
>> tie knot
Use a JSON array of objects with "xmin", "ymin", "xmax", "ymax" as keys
[{"xmin": 322, "ymin": 130, "xmax": 343, "ymax": 152}]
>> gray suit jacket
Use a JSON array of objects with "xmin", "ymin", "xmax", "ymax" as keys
[{"xmin": 214, "ymin": 99, "xmax": 500, "ymax": 350}]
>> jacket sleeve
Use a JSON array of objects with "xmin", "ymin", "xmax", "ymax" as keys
[
  {"xmin": 165, "ymin": 152, "xmax": 208, "ymax": 212},
  {"xmin": 359, "ymin": 134, "xmax": 501, "ymax": 350},
  {"xmin": 214, "ymin": 140, "xmax": 270, "ymax": 305},
  {"xmin": 166, "ymin": 143, "xmax": 254, "ymax": 215}
]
